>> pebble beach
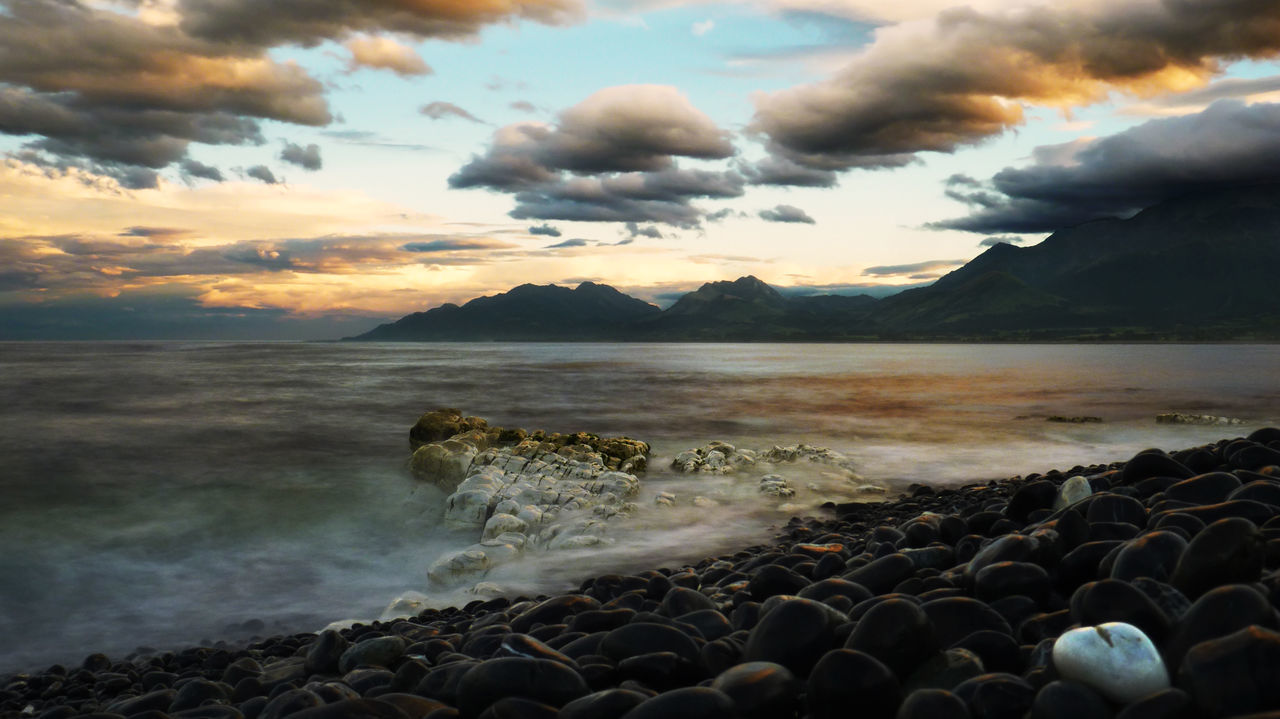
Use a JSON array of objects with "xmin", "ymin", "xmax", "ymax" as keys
[{"xmin": 4, "ymin": 415, "xmax": 1280, "ymax": 719}]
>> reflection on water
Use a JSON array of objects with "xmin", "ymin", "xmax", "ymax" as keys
[{"xmin": 0, "ymin": 341, "xmax": 1277, "ymax": 672}]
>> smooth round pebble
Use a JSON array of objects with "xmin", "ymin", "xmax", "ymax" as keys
[{"xmin": 1052, "ymin": 622, "xmax": 1169, "ymax": 704}]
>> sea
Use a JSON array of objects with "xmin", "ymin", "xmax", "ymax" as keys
[{"xmin": 1, "ymin": 341, "xmax": 1278, "ymax": 673}]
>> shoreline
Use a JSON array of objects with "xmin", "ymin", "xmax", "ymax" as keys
[{"xmin": 3, "ymin": 431, "xmax": 1280, "ymax": 719}]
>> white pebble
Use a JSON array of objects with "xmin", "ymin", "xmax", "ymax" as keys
[{"xmin": 1052, "ymin": 622, "xmax": 1169, "ymax": 703}]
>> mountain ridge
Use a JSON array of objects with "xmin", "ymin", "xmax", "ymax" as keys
[{"xmin": 348, "ymin": 185, "xmax": 1280, "ymax": 342}]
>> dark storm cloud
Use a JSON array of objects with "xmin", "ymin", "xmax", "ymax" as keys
[
  {"xmin": 933, "ymin": 100, "xmax": 1280, "ymax": 234},
  {"xmin": 862, "ymin": 259, "xmax": 964, "ymax": 277},
  {"xmin": 624, "ymin": 222, "xmax": 663, "ymax": 239},
  {"xmin": 705, "ymin": 208, "xmax": 746, "ymax": 222},
  {"xmin": 528, "ymin": 224, "xmax": 562, "ymax": 237},
  {"xmin": 738, "ymin": 155, "xmax": 839, "ymax": 188},
  {"xmin": 978, "ymin": 235, "xmax": 1027, "ymax": 247},
  {"xmin": 753, "ymin": 0, "xmax": 1280, "ymax": 171},
  {"xmin": 758, "ymin": 204, "xmax": 815, "ymax": 224},
  {"xmin": 449, "ymin": 86, "xmax": 742, "ymax": 228},
  {"xmin": 0, "ymin": 0, "xmax": 578, "ymax": 181},
  {"xmin": 280, "ymin": 142, "xmax": 322, "ymax": 171},
  {"xmin": 420, "ymin": 102, "xmax": 485, "ymax": 123},
  {"xmin": 176, "ymin": 0, "xmax": 582, "ymax": 47},
  {"xmin": 245, "ymin": 165, "xmax": 279, "ymax": 184},
  {"xmin": 504, "ymin": 167, "xmax": 744, "ymax": 228},
  {"xmin": 180, "ymin": 159, "xmax": 225, "ymax": 181}
]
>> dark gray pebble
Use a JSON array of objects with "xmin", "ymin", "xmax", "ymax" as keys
[
  {"xmin": 808, "ymin": 649, "xmax": 900, "ymax": 719},
  {"xmin": 922, "ymin": 598, "xmax": 1013, "ymax": 648},
  {"xmin": 558, "ymin": 689, "xmax": 648, "ymax": 719},
  {"xmin": 618, "ymin": 687, "xmax": 736, "ymax": 719},
  {"xmin": 896, "ymin": 688, "xmax": 971, "ymax": 719},
  {"xmin": 952, "ymin": 673, "xmax": 1035, "ymax": 719},
  {"xmin": 1171, "ymin": 517, "xmax": 1268, "ymax": 598},
  {"xmin": 456, "ymin": 657, "xmax": 589, "ymax": 717},
  {"xmin": 1178, "ymin": 625, "xmax": 1280, "ymax": 717},
  {"xmin": 844, "ymin": 598, "xmax": 940, "ymax": 680},
  {"xmin": 709, "ymin": 661, "xmax": 799, "ymax": 719},
  {"xmin": 742, "ymin": 598, "xmax": 838, "ymax": 677},
  {"xmin": 1029, "ymin": 680, "xmax": 1112, "ymax": 719}
]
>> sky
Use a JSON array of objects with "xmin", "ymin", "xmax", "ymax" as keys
[{"xmin": 2, "ymin": 0, "xmax": 1280, "ymax": 339}]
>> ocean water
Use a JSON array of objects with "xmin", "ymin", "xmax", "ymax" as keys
[{"xmin": 1, "ymin": 341, "xmax": 1278, "ymax": 673}]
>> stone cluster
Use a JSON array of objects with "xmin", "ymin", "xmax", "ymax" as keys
[
  {"xmin": 5, "ymin": 428, "xmax": 1280, "ymax": 719},
  {"xmin": 1156, "ymin": 413, "xmax": 1246, "ymax": 426},
  {"xmin": 406, "ymin": 410, "xmax": 651, "ymax": 587}
]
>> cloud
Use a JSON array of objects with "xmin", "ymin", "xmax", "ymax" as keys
[
  {"xmin": 1123, "ymin": 73, "xmax": 1280, "ymax": 115},
  {"xmin": 180, "ymin": 159, "xmax": 224, "ymax": 182},
  {"xmin": 758, "ymin": 204, "xmax": 815, "ymax": 224},
  {"xmin": 280, "ymin": 142, "xmax": 322, "ymax": 171},
  {"xmin": 400, "ymin": 238, "xmax": 518, "ymax": 253},
  {"xmin": 118, "ymin": 226, "xmax": 193, "ymax": 240},
  {"xmin": 624, "ymin": 222, "xmax": 664, "ymax": 238},
  {"xmin": 934, "ymin": 100, "xmax": 1280, "ymax": 234},
  {"xmin": 506, "ymin": 167, "xmax": 744, "ymax": 227},
  {"xmin": 245, "ymin": 165, "xmax": 279, "ymax": 184},
  {"xmin": 510, "ymin": 100, "xmax": 539, "ymax": 113},
  {"xmin": 344, "ymin": 35, "xmax": 432, "ymax": 76},
  {"xmin": 752, "ymin": 0, "xmax": 1280, "ymax": 172},
  {"xmin": 321, "ymin": 130, "xmax": 435, "ymax": 152},
  {"xmin": 545, "ymin": 238, "xmax": 590, "ymax": 248},
  {"xmin": 692, "ymin": 19, "xmax": 715, "ymax": 36},
  {"xmin": 177, "ymin": 0, "xmax": 584, "ymax": 47},
  {"xmin": 452, "ymin": 85, "xmax": 734, "ymax": 186},
  {"xmin": 738, "ymin": 155, "xmax": 839, "ymax": 188},
  {"xmin": 450, "ymin": 87, "xmax": 740, "ymax": 228},
  {"xmin": 705, "ymin": 208, "xmax": 747, "ymax": 222},
  {"xmin": 420, "ymin": 102, "xmax": 485, "ymax": 124},
  {"xmin": 978, "ymin": 235, "xmax": 1026, "ymax": 247},
  {"xmin": 0, "ymin": 1, "xmax": 332, "ymax": 181},
  {"xmin": 862, "ymin": 259, "xmax": 965, "ymax": 276},
  {"xmin": 528, "ymin": 224, "xmax": 562, "ymax": 237}
]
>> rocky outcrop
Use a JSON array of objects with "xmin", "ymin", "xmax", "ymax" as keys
[
  {"xmin": 406, "ymin": 410, "xmax": 651, "ymax": 587},
  {"xmin": 1156, "ymin": 413, "xmax": 1246, "ymax": 425}
]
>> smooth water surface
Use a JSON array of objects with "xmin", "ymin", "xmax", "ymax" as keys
[{"xmin": 1, "ymin": 342, "xmax": 1277, "ymax": 672}]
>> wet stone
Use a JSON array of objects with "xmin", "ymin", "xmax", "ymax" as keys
[
  {"xmin": 843, "ymin": 554, "xmax": 916, "ymax": 595},
  {"xmin": 844, "ymin": 598, "xmax": 940, "ymax": 680},
  {"xmin": 974, "ymin": 562, "xmax": 1050, "ymax": 604},
  {"xmin": 675, "ymin": 609, "xmax": 732, "ymax": 641},
  {"xmin": 1109, "ymin": 531, "xmax": 1187, "ymax": 583},
  {"xmin": 952, "ymin": 673, "xmax": 1035, "ymax": 719},
  {"xmin": 617, "ymin": 687, "xmax": 736, "ymax": 719},
  {"xmin": 558, "ymin": 689, "xmax": 648, "ymax": 719},
  {"xmin": 1122, "ymin": 451, "xmax": 1195, "ymax": 484},
  {"xmin": 340, "ymin": 636, "xmax": 407, "ymax": 674},
  {"xmin": 1164, "ymin": 584, "xmax": 1279, "ymax": 675},
  {"xmin": 284, "ymin": 699, "xmax": 408, "ymax": 719},
  {"xmin": 476, "ymin": 697, "xmax": 557, "ymax": 719},
  {"xmin": 903, "ymin": 649, "xmax": 985, "ymax": 693},
  {"xmin": 305, "ymin": 630, "xmax": 350, "ymax": 676},
  {"xmin": 1178, "ymin": 625, "xmax": 1280, "ymax": 718},
  {"xmin": 709, "ymin": 661, "xmax": 799, "ymax": 719},
  {"xmin": 1052, "ymin": 623, "xmax": 1169, "ymax": 704},
  {"xmin": 456, "ymin": 657, "xmax": 589, "ymax": 717},
  {"xmin": 1086, "ymin": 494, "xmax": 1147, "ymax": 528},
  {"xmin": 743, "ymin": 598, "xmax": 838, "ymax": 677},
  {"xmin": 1029, "ymin": 680, "xmax": 1113, "ymax": 719},
  {"xmin": 746, "ymin": 565, "xmax": 810, "ymax": 600},
  {"xmin": 1165, "ymin": 473, "xmax": 1242, "ymax": 505},
  {"xmin": 896, "ymin": 689, "xmax": 971, "ymax": 719},
  {"xmin": 1070, "ymin": 579, "xmax": 1172, "ymax": 643},
  {"xmin": 660, "ymin": 588, "xmax": 717, "ymax": 617},
  {"xmin": 1114, "ymin": 688, "xmax": 1194, "ymax": 719},
  {"xmin": 922, "ymin": 598, "xmax": 1014, "ymax": 648},
  {"xmin": 807, "ymin": 649, "xmax": 901, "ymax": 719},
  {"xmin": 258, "ymin": 689, "xmax": 325, "ymax": 719},
  {"xmin": 169, "ymin": 680, "xmax": 228, "ymax": 713},
  {"xmin": 1171, "ymin": 517, "xmax": 1268, "ymax": 599},
  {"xmin": 600, "ymin": 623, "xmax": 699, "ymax": 663}
]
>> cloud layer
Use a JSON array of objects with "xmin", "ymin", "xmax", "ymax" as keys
[
  {"xmin": 451, "ymin": 85, "xmax": 742, "ymax": 226},
  {"xmin": 753, "ymin": 0, "xmax": 1280, "ymax": 171},
  {"xmin": 936, "ymin": 100, "xmax": 1280, "ymax": 233}
]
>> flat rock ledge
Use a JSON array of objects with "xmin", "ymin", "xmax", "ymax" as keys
[
  {"xmin": 6, "ymin": 427, "xmax": 1280, "ymax": 719},
  {"xmin": 407, "ymin": 410, "xmax": 651, "ymax": 587}
]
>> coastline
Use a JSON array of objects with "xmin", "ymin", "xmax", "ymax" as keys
[{"xmin": 4, "ymin": 430, "xmax": 1280, "ymax": 719}]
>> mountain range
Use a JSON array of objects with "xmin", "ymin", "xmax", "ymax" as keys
[{"xmin": 349, "ymin": 185, "xmax": 1280, "ymax": 342}]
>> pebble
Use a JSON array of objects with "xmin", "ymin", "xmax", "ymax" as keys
[
  {"xmin": 1052, "ymin": 622, "xmax": 1170, "ymax": 704},
  {"xmin": 12, "ymin": 432, "xmax": 1280, "ymax": 719},
  {"xmin": 807, "ymin": 649, "xmax": 901, "ymax": 719}
]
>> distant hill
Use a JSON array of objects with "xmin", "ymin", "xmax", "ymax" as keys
[
  {"xmin": 354, "ymin": 281, "xmax": 660, "ymax": 341},
  {"xmin": 348, "ymin": 185, "xmax": 1280, "ymax": 342}
]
